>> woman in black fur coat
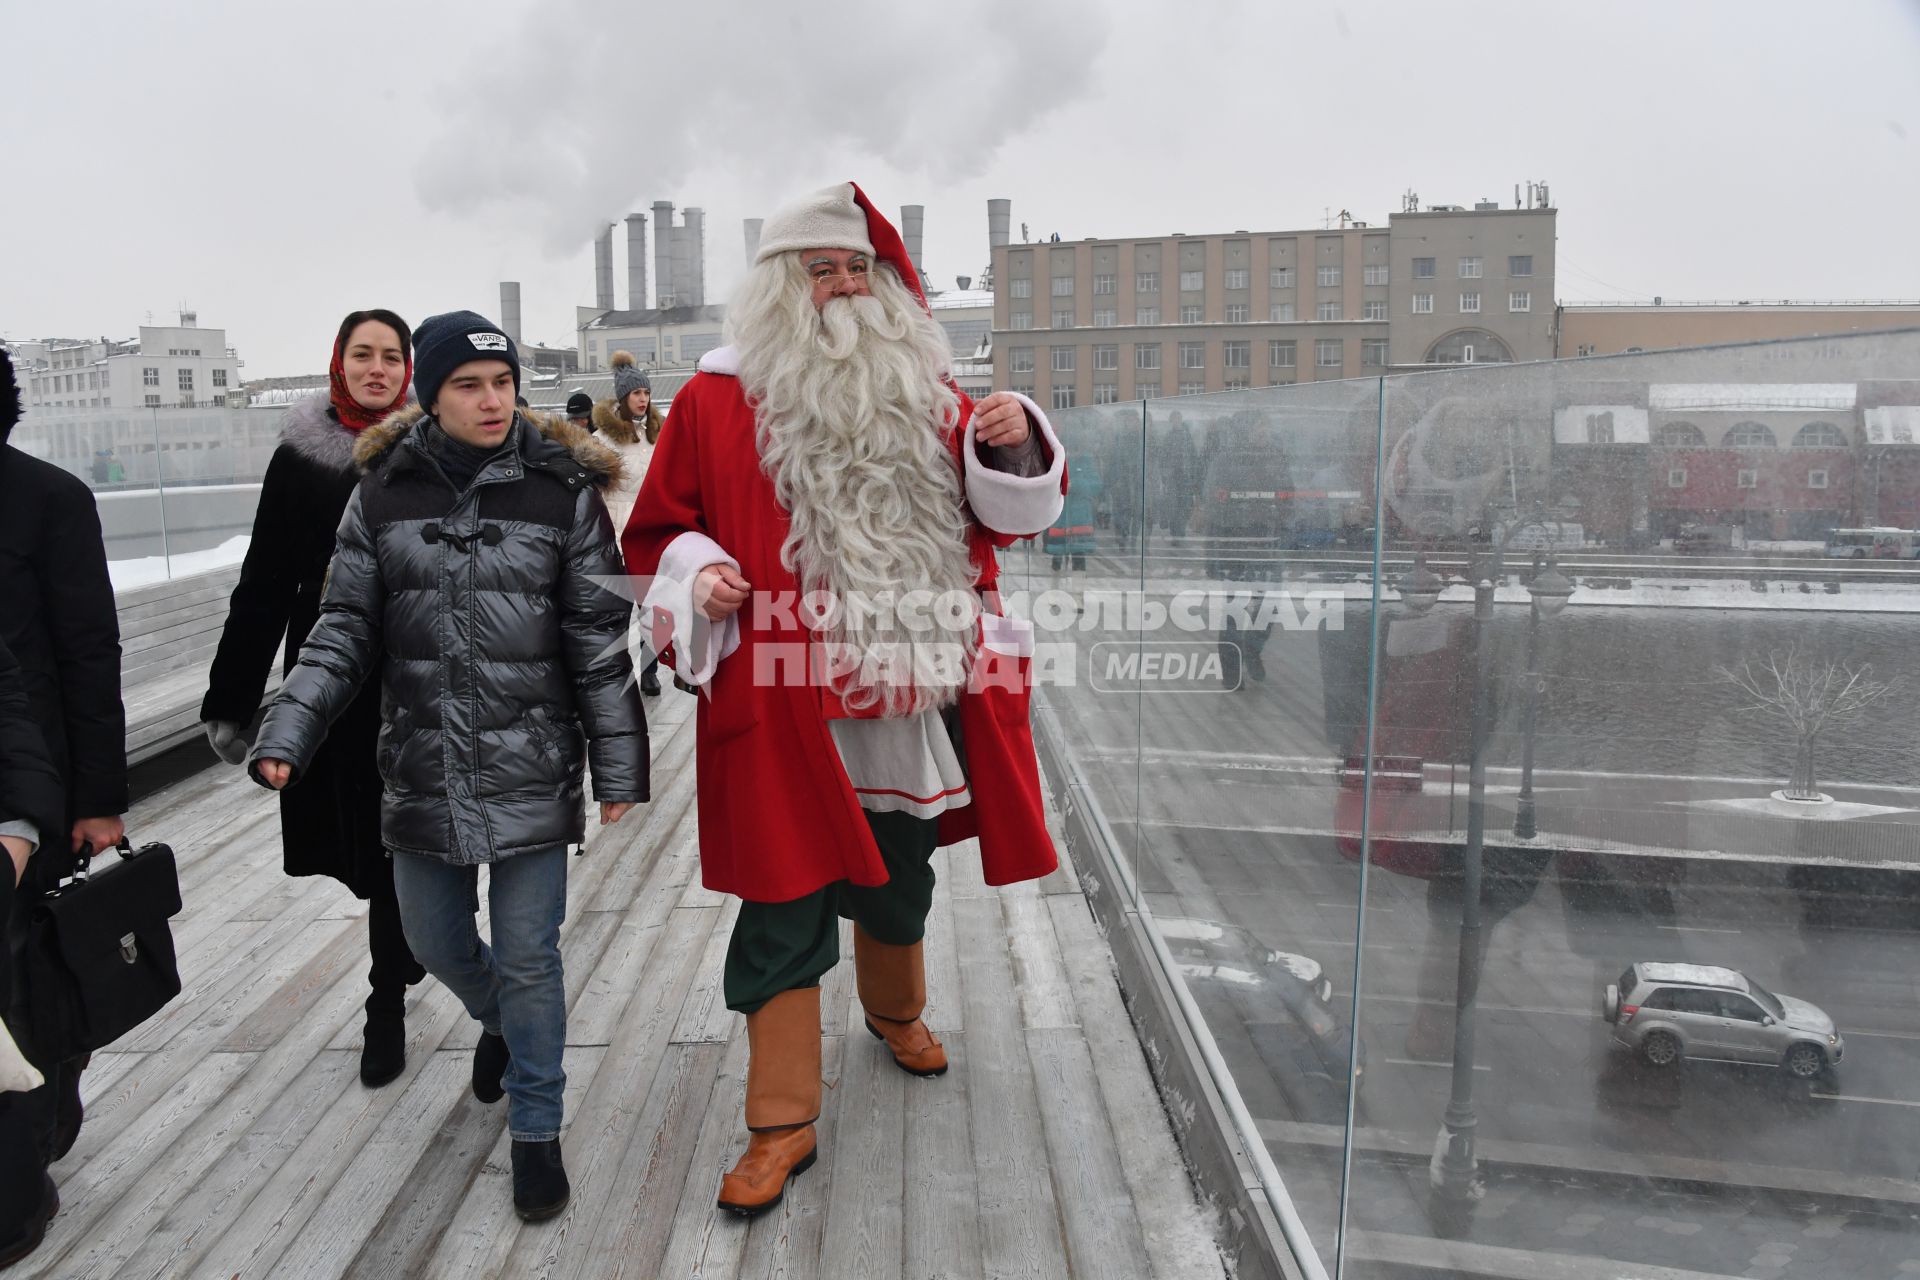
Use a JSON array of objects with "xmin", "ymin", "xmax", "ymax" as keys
[{"xmin": 200, "ymin": 310, "xmax": 427, "ymax": 1086}]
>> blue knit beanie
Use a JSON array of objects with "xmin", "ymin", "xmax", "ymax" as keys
[{"xmin": 413, "ymin": 311, "xmax": 520, "ymax": 412}]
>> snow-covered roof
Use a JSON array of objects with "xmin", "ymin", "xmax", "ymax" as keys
[
  {"xmin": 929, "ymin": 289, "xmax": 994, "ymax": 310},
  {"xmin": 1650, "ymin": 383, "xmax": 1857, "ymax": 412}
]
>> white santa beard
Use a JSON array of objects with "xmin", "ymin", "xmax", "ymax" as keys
[{"xmin": 746, "ymin": 291, "xmax": 980, "ymax": 716}]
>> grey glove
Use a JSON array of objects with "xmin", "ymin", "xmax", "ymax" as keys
[{"xmin": 204, "ymin": 720, "xmax": 248, "ymax": 766}]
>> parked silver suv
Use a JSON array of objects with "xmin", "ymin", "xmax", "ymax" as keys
[{"xmin": 1602, "ymin": 962, "xmax": 1842, "ymax": 1079}]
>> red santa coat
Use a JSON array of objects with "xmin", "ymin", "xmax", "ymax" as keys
[{"xmin": 622, "ymin": 183, "xmax": 1069, "ymax": 904}]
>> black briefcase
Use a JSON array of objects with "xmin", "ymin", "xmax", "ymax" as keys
[{"xmin": 24, "ymin": 837, "xmax": 184, "ymax": 1062}]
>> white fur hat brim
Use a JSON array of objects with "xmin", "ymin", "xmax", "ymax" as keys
[{"xmin": 755, "ymin": 182, "xmax": 876, "ymax": 263}]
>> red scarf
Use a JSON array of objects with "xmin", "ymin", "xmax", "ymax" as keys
[{"xmin": 328, "ymin": 336, "xmax": 411, "ymax": 433}]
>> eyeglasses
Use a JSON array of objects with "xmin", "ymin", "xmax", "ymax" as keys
[{"xmin": 809, "ymin": 264, "xmax": 871, "ymax": 290}]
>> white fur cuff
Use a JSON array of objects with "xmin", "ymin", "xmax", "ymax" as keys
[
  {"xmin": 643, "ymin": 530, "xmax": 742, "ymax": 688},
  {"xmin": 964, "ymin": 393, "xmax": 1067, "ymax": 536}
]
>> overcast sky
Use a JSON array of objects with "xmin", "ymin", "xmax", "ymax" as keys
[{"xmin": 6, "ymin": 0, "xmax": 1918, "ymax": 378}]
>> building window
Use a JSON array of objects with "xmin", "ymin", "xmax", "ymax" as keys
[
  {"xmin": 143, "ymin": 366, "xmax": 159, "ymax": 386},
  {"xmin": 1363, "ymin": 264, "xmax": 1389, "ymax": 286},
  {"xmin": 1179, "ymin": 306, "xmax": 1203, "ymax": 324},
  {"xmin": 1010, "ymin": 313, "xmax": 1033, "ymax": 330},
  {"xmin": 1180, "ymin": 270, "xmax": 1205, "ymax": 291},
  {"xmin": 1053, "ymin": 310, "xmax": 1075, "ymax": 329},
  {"xmin": 1093, "ymin": 309, "xmax": 1117, "ymax": 327},
  {"xmin": 1224, "ymin": 378, "xmax": 1250, "ymax": 391},
  {"xmin": 1316, "ymin": 265, "xmax": 1342, "ymax": 287},
  {"xmin": 1136, "ymin": 272, "xmax": 1159, "ymax": 292},
  {"xmin": 1224, "ymin": 304, "xmax": 1250, "ymax": 324},
  {"xmin": 1178, "ymin": 382, "xmax": 1206, "ymax": 396},
  {"xmin": 1137, "ymin": 306, "xmax": 1161, "ymax": 325},
  {"xmin": 1270, "ymin": 303, "xmax": 1296, "ymax": 322},
  {"xmin": 1093, "ymin": 274, "xmax": 1116, "ymax": 295},
  {"xmin": 1009, "ymin": 279, "xmax": 1032, "ymax": 299},
  {"xmin": 1576, "ymin": 344, "xmax": 1596, "ymax": 357},
  {"xmin": 1459, "ymin": 293, "xmax": 1481, "ymax": 313},
  {"xmin": 1411, "ymin": 294, "xmax": 1433, "ymax": 314},
  {"xmin": 1412, "ymin": 257, "xmax": 1435, "ymax": 279},
  {"xmin": 1808, "ymin": 469, "xmax": 1830, "ymax": 490},
  {"xmin": 1362, "ymin": 339, "xmax": 1388, "ymax": 367},
  {"xmin": 1667, "ymin": 468, "xmax": 1687, "ymax": 488},
  {"xmin": 1134, "ymin": 344, "xmax": 1161, "ymax": 370},
  {"xmin": 1509, "ymin": 255, "xmax": 1534, "ymax": 277},
  {"xmin": 1010, "ymin": 348, "xmax": 1035, "ymax": 374},
  {"xmin": 144, "ymin": 393, "xmax": 161, "ymax": 407},
  {"xmin": 1317, "ymin": 301, "xmax": 1341, "ymax": 322},
  {"xmin": 1316, "ymin": 339, "xmax": 1343, "ymax": 367},
  {"xmin": 1012, "ymin": 383, "xmax": 1035, "ymax": 397},
  {"xmin": 1093, "ymin": 344, "xmax": 1119, "ymax": 370},
  {"xmin": 1655, "ymin": 422, "xmax": 1706, "ymax": 447},
  {"xmin": 1051, "ymin": 346, "xmax": 1075, "ymax": 373},
  {"xmin": 1269, "ymin": 340, "xmax": 1296, "ymax": 368},
  {"xmin": 1737, "ymin": 469, "xmax": 1759, "ymax": 489},
  {"xmin": 212, "ymin": 369, "xmax": 228, "ymax": 388},
  {"xmin": 1052, "ymin": 386, "xmax": 1077, "ymax": 411},
  {"xmin": 178, "ymin": 369, "xmax": 194, "ymax": 392},
  {"xmin": 1509, "ymin": 291, "xmax": 1531, "ymax": 313},
  {"xmin": 1726, "ymin": 422, "xmax": 1777, "ymax": 448},
  {"xmin": 1179, "ymin": 342, "xmax": 1206, "ymax": 369},
  {"xmin": 1051, "ymin": 277, "xmax": 1075, "ymax": 297},
  {"xmin": 1363, "ymin": 300, "xmax": 1387, "ymax": 321},
  {"xmin": 1224, "ymin": 269, "xmax": 1249, "ymax": 290},
  {"xmin": 1223, "ymin": 341, "xmax": 1250, "ymax": 369},
  {"xmin": 1792, "ymin": 421, "xmax": 1847, "ymax": 448},
  {"xmin": 1094, "ymin": 384, "xmax": 1121, "ymax": 405},
  {"xmin": 1136, "ymin": 381, "xmax": 1162, "ymax": 398},
  {"xmin": 1458, "ymin": 256, "xmax": 1483, "ymax": 278},
  {"xmin": 1270, "ymin": 267, "xmax": 1293, "ymax": 289}
]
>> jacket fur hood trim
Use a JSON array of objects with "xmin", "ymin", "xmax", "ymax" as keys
[
  {"xmin": 353, "ymin": 404, "xmax": 625, "ymax": 489},
  {"xmin": 280, "ymin": 392, "xmax": 360, "ymax": 473},
  {"xmin": 592, "ymin": 396, "xmax": 665, "ymax": 447}
]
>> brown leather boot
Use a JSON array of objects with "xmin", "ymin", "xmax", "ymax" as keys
[
  {"xmin": 854, "ymin": 927, "xmax": 949, "ymax": 1078},
  {"xmin": 717, "ymin": 987, "xmax": 822, "ymax": 1217}
]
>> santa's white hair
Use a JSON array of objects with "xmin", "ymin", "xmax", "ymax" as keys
[{"xmin": 728, "ymin": 253, "xmax": 980, "ymax": 716}]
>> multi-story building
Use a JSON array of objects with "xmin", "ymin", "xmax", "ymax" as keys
[
  {"xmin": 577, "ymin": 304, "xmax": 728, "ymax": 374},
  {"xmin": 1557, "ymin": 300, "xmax": 1920, "ymax": 358},
  {"xmin": 989, "ymin": 203, "xmax": 1556, "ymax": 408},
  {"xmin": 14, "ymin": 313, "xmax": 244, "ymax": 412}
]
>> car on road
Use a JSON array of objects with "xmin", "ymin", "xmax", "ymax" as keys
[{"xmin": 1602, "ymin": 962, "xmax": 1842, "ymax": 1079}]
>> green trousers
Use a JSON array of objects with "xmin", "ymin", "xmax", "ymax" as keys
[{"xmin": 724, "ymin": 810, "xmax": 939, "ymax": 1014}]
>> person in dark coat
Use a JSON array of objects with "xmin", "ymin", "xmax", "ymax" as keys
[
  {"xmin": 0, "ymin": 635, "xmax": 61, "ymax": 1269},
  {"xmin": 0, "ymin": 346, "xmax": 127, "ymax": 1229},
  {"xmin": 200, "ymin": 310, "xmax": 428, "ymax": 1089},
  {"xmin": 251, "ymin": 310, "xmax": 649, "ymax": 1222}
]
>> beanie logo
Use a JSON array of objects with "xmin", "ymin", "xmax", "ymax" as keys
[{"xmin": 467, "ymin": 332, "xmax": 509, "ymax": 352}]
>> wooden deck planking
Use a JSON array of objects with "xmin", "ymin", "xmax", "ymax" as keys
[{"xmin": 17, "ymin": 687, "xmax": 1225, "ymax": 1279}]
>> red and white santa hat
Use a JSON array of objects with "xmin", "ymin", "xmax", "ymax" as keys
[{"xmin": 755, "ymin": 181, "xmax": 929, "ymax": 309}]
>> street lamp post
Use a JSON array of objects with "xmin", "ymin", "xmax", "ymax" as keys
[
  {"xmin": 1393, "ymin": 519, "xmax": 1570, "ymax": 1238},
  {"xmin": 1512, "ymin": 552, "xmax": 1574, "ymax": 840}
]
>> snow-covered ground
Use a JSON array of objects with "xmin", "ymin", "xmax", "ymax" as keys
[{"xmin": 110, "ymin": 535, "xmax": 251, "ymax": 591}]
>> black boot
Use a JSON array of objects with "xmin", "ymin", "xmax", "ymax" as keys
[
  {"xmin": 640, "ymin": 666, "xmax": 661, "ymax": 697},
  {"xmin": 0, "ymin": 1175, "xmax": 57, "ymax": 1269},
  {"xmin": 361, "ymin": 1010, "xmax": 406, "ymax": 1087},
  {"xmin": 511, "ymin": 1139, "xmax": 570, "ymax": 1221},
  {"xmin": 473, "ymin": 1031, "xmax": 510, "ymax": 1104},
  {"xmin": 49, "ymin": 1056, "xmax": 86, "ymax": 1162}
]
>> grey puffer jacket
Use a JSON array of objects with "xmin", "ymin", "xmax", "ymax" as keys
[{"xmin": 249, "ymin": 406, "xmax": 648, "ymax": 864}]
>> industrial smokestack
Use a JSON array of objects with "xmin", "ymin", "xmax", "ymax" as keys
[
  {"xmin": 683, "ymin": 207, "xmax": 706, "ymax": 307},
  {"xmin": 624, "ymin": 213, "xmax": 648, "ymax": 311},
  {"xmin": 593, "ymin": 224, "xmax": 615, "ymax": 311},
  {"xmin": 900, "ymin": 204, "xmax": 925, "ymax": 284},
  {"xmin": 651, "ymin": 200, "xmax": 674, "ymax": 307},
  {"xmin": 670, "ymin": 224, "xmax": 693, "ymax": 313},
  {"xmin": 743, "ymin": 218, "xmax": 764, "ymax": 266},
  {"xmin": 987, "ymin": 198, "xmax": 1011, "ymax": 250},
  {"xmin": 499, "ymin": 282, "xmax": 522, "ymax": 343}
]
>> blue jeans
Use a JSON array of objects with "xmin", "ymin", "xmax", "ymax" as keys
[{"xmin": 392, "ymin": 847, "xmax": 569, "ymax": 1142}]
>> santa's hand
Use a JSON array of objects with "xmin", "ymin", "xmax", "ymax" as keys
[
  {"xmin": 973, "ymin": 393, "xmax": 1032, "ymax": 448},
  {"xmin": 694, "ymin": 563, "xmax": 750, "ymax": 621}
]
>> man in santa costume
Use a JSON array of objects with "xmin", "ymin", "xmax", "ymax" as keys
[{"xmin": 623, "ymin": 181, "xmax": 1067, "ymax": 1217}]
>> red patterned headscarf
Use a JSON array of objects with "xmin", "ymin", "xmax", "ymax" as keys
[{"xmin": 329, "ymin": 314, "xmax": 412, "ymax": 433}]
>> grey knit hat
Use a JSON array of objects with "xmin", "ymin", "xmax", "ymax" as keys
[{"xmin": 610, "ymin": 350, "xmax": 650, "ymax": 401}]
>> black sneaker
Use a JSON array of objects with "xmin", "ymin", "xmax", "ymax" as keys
[
  {"xmin": 473, "ymin": 1031, "xmax": 509, "ymax": 1104},
  {"xmin": 511, "ymin": 1139, "xmax": 570, "ymax": 1221},
  {"xmin": 361, "ymin": 1011, "xmax": 406, "ymax": 1088}
]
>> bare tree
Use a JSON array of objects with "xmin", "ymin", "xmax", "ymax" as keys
[{"xmin": 1716, "ymin": 645, "xmax": 1899, "ymax": 800}]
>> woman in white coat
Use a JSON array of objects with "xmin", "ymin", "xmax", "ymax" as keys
[{"xmin": 594, "ymin": 350, "xmax": 665, "ymax": 695}]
